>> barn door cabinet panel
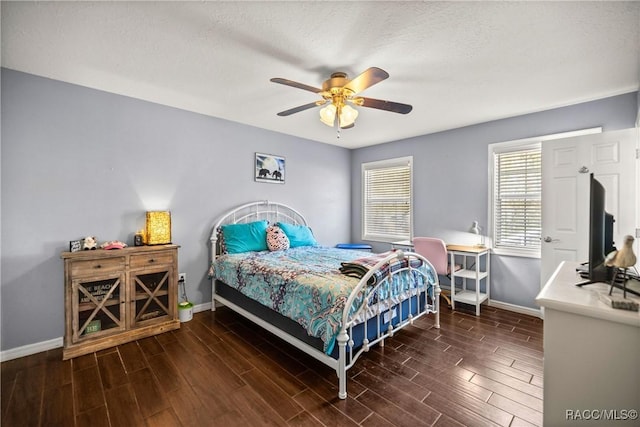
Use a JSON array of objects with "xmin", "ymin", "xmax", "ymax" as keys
[{"xmin": 62, "ymin": 244, "xmax": 180, "ymax": 359}]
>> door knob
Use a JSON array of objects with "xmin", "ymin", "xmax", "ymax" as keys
[{"xmin": 543, "ymin": 236, "xmax": 558, "ymax": 243}]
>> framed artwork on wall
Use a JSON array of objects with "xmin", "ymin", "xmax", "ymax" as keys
[{"xmin": 255, "ymin": 152, "xmax": 285, "ymax": 184}]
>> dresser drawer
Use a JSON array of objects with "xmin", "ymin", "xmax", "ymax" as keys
[
  {"xmin": 130, "ymin": 251, "xmax": 174, "ymax": 269},
  {"xmin": 70, "ymin": 257, "xmax": 125, "ymax": 277}
]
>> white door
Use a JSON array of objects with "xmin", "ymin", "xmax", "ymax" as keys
[{"xmin": 541, "ymin": 128, "xmax": 638, "ymax": 288}]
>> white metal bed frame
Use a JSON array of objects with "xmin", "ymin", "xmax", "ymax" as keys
[{"xmin": 210, "ymin": 200, "xmax": 440, "ymax": 399}]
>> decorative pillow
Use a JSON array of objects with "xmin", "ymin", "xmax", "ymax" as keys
[
  {"xmin": 220, "ymin": 220, "xmax": 269, "ymax": 254},
  {"xmin": 276, "ymin": 222, "xmax": 317, "ymax": 248},
  {"xmin": 266, "ymin": 225, "xmax": 290, "ymax": 251}
]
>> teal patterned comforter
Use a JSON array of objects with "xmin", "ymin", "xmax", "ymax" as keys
[{"xmin": 211, "ymin": 247, "xmax": 435, "ymax": 354}]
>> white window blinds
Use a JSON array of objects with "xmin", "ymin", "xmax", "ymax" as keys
[
  {"xmin": 362, "ymin": 157, "xmax": 412, "ymax": 241},
  {"xmin": 493, "ymin": 148, "xmax": 541, "ymax": 252}
]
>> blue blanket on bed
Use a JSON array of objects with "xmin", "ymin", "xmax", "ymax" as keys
[{"xmin": 210, "ymin": 246, "xmax": 435, "ymax": 354}]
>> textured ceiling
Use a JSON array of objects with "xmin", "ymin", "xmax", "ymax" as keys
[{"xmin": 2, "ymin": 1, "xmax": 639, "ymax": 149}]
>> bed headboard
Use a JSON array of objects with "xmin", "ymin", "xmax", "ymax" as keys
[{"xmin": 210, "ymin": 200, "xmax": 308, "ymax": 259}]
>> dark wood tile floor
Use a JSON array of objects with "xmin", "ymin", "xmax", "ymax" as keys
[{"xmin": 1, "ymin": 303, "xmax": 543, "ymax": 426}]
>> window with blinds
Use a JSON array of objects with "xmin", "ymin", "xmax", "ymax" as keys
[
  {"xmin": 493, "ymin": 147, "xmax": 542, "ymax": 254},
  {"xmin": 362, "ymin": 157, "xmax": 412, "ymax": 241}
]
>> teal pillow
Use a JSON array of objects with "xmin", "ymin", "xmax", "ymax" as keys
[
  {"xmin": 277, "ymin": 222, "xmax": 317, "ymax": 248},
  {"xmin": 221, "ymin": 220, "xmax": 269, "ymax": 254}
]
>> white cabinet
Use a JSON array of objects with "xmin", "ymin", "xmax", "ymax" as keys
[
  {"xmin": 447, "ymin": 245, "xmax": 490, "ymax": 316},
  {"xmin": 536, "ymin": 261, "xmax": 640, "ymax": 426}
]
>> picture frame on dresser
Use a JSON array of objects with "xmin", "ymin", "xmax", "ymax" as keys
[
  {"xmin": 255, "ymin": 152, "xmax": 285, "ymax": 184},
  {"xmin": 69, "ymin": 239, "xmax": 83, "ymax": 252}
]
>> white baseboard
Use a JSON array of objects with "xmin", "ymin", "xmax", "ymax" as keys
[
  {"xmin": 1, "ymin": 301, "xmax": 214, "ymax": 362},
  {"xmin": 489, "ymin": 299, "xmax": 543, "ymax": 318},
  {"xmin": 0, "ymin": 337, "xmax": 63, "ymax": 362},
  {"xmin": 193, "ymin": 302, "xmax": 212, "ymax": 312}
]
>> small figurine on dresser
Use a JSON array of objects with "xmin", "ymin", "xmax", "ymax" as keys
[
  {"xmin": 605, "ymin": 235, "xmax": 637, "ymax": 299},
  {"xmin": 100, "ymin": 240, "xmax": 127, "ymax": 250},
  {"xmin": 82, "ymin": 236, "xmax": 97, "ymax": 250}
]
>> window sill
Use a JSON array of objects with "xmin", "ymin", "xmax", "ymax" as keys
[
  {"xmin": 492, "ymin": 247, "xmax": 541, "ymax": 259},
  {"xmin": 362, "ymin": 236, "xmax": 410, "ymax": 244}
]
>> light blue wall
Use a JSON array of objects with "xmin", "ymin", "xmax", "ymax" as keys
[
  {"xmin": 351, "ymin": 92, "xmax": 638, "ymax": 309},
  {"xmin": 1, "ymin": 68, "xmax": 352, "ymax": 351},
  {"xmin": 2, "ymin": 67, "xmax": 637, "ymax": 352}
]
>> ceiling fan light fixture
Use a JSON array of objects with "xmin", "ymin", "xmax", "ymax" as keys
[
  {"xmin": 319, "ymin": 104, "xmax": 337, "ymax": 127},
  {"xmin": 339, "ymin": 104, "xmax": 358, "ymax": 128},
  {"xmin": 272, "ymin": 67, "xmax": 412, "ymax": 131}
]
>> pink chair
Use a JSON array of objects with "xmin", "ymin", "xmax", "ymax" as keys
[{"xmin": 412, "ymin": 237, "xmax": 459, "ymax": 307}]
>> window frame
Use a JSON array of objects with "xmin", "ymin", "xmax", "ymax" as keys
[
  {"xmin": 488, "ymin": 128, "xmax": 602, "ymax": 258},
  {"xmin": 489, "ymin": 140, "xmax": 542, "ymax": 258},
  {"xmin": 361, "ymin": 156, "xmax": 413, "ymax": 243}
]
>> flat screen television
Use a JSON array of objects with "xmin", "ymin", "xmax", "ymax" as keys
[{"xmin": 576, "ymin": 173, "xmax": 616, "ymax": 286}]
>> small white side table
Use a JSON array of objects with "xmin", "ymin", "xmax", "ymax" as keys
[{"xmin": 447, "ymin": 244, "xmax": 490, "ymax": 316}]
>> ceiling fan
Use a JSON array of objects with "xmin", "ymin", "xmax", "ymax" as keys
[{"xmin": 270, "ymin": 67, "xmax": 412, "ymax": 130}]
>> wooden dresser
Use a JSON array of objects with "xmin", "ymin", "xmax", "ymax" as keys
[{"xmin": 61, "ymin": 244, "xmax": 180, "ymax": 359}]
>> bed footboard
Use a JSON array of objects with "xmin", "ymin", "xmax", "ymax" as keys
[{"xmin": 336, "ymin": 250, "xmax": 440, "ymax": 399}]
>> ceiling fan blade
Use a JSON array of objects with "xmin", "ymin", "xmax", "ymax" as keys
[
  {"xmin": 343, "ymin": 67, "xmax": 389, "ymax": 94},
  {"xmin": 270, "ymin": 78, "xmax": 322, "ymax": 94},
  {"xmin": 276, "ymin": 101, "xmax": 325, "ymax": 116},
  {"xmin": 358, "ymin": 97, "xmax": 413, "ymax": 114}
]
